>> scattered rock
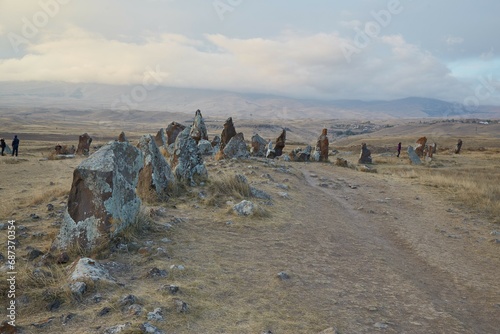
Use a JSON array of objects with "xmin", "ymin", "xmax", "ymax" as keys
[
  {"xmin": 146, "ymin": 267, "xmax": 168, "ymax": 278},
  {"xmin": 27, "ymin": 249, "xmax": 44, "ymax": 261},
  {"xmin": 277, "ymin": 271, "xmax": 290, "ymax": 280},
  {"xmin": 374, "ymin": 322, "xmax": 389, "ymax": 329},
  {"xmin": 358, "ymin": 143, "xmax": 372, "ymax": 164},
  {"xmin": 54, "ymin": 141, "xmax": 143, "ymax": 252},
  {"xmin": 140, "ymin": 322, "xmax": 165, "ymax": 334},
  {"xmin": 278, "ymin": 192, "xmax": 290, "ymax": 199},
  {"xmin": 69, "ymin": 281, "xmax": 87, "ymax": 297},
  {"xmin": 173, "ymin": 298, "xmax": 189, "ymax": 313},
  {"xmin": 47, "ymin": 203, "xmax": 54, "ymax": 211},
  {"xmin": 98, "ymin": 307, "xmax": 111, "ymax": 316},
  {"xmin": 103, "ymin": 323, "xmax": 131, "ymax": 334},
  {"xmin": 31, "ymin": 317, "xmax": 55, "ymax": 328},
  {"xmin": 92, "ymin": 293, "xmax": 103, "ymax": 303},
  {"xmin": 56, "ymin": 252, "xmax": 70, "ymax": 264},
  {"xmin": 233, "ymin": 200, "xmax": 256, "ymax": 216},
  {"xmin": 170, "ymin": 127, "xmax": 208, "ymax": 186},
  {"xmin": 189, "ymin": 109, "xmax": 209, "ymax": 143},
  {"xmin": 69, "ymin": 258, "xmax": 116, "ymax": 283},
  {"xmin": 198, "ymin": 139, "xmax": 214, "ymax": 155},
  {"xmin": 76, "ymin": 133, "xmax": 93, "ymax": 155},
  {"xmin": 128, "ymin": 304, "xmax": 143, "ymax": 316},
  {"xmin": 61, "ymin": 313, "xmax": 76, "ymax": 326},
  {"xmin": 119, "ymin": 294, "xmax": 138, "ymax": 307},
  {"xmin": 160, "ymin": 284, "xmax": 180, "ymax": 294},
  {"xmin": 335, "ymin": 157, "xmax": 349, "ymax": 168},
  {"xmin": 147, "ymin": 308, "xmax": 164, "ymax": 322},
  {"xmin": 250, "ymin": 187, "xmax": 272, "ymax": 200},
  {"xmin": 289, "ymin": 145, "xmax": 312, "ymax": 162},
  {"xmin": 30, "ymin": 213, "xmax": 40, "ymax": 220}
]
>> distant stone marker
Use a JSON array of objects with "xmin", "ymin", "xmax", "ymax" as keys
[
  {"xmin": 220, "ymin": 117, "xmax": 237, "ymax": 151},
  {"xmin": 455, "ymin": 139, "xmax": 463, "ymax": 154},
  {"xmin": 223, "ymin": 133, "xmax": 250, "ymax": 159},
  {"xmin": 117, "ymin": 131, "xmax": 128, "ymax": 142},
  {"xmin": 166, "ymin": 121, "xmax": 186, "ymax": 145},
  {"xmin": 76, "ymin": 133, "xmax": 92, "ymax": 155},
  {"xmin": 189, "ymin": 109, "xmax": 209, "ymax": 144},
  {"xmin": 316, "ymin": 128, "xmax": 329, "ymax": 162},
  {"xmin": 289, "ymin": 145, "xmax": 312, "ymax": 162},
  {"xmin": 274, "ymin": 129, "xmax": 286, "ymax": 157},
  {"xmin": 251, "ymin": 134, "xmax": 267, "ymax": 157},
  {"xmin": 54, "ymin": 141, "xmax": 143, "ymax": 252},
  {"xmin": 358, "ymin": 143, "xmax": 372, "ymax": 164},
  {"xmin": 170, "ymin": 127, "xmax": 208, "ymax": 186},
  {"xmin": 415, "ymin": 136, "xmax": 427, "ymax": 158},
  {"xmin": 407, "ymin": 145, "xmax": 422, "ymax": 165}
]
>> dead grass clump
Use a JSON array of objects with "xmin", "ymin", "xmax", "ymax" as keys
[
  {"xmin": 28, "ymin": 186, "xmax": 69, "ymax": 206},
  {"xmin": 115, "ymin": 208, "xmax": 154, "ymax": 243},
  {"xmin": 205, "ymin": 173, "xmax": 251, "ymax": 207}
]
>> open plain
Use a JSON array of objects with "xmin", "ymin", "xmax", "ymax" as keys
[{"xmin": 0, "ymin": 114, "xmax": 499, "ymax": 334}]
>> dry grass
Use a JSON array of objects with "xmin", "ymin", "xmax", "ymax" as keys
[{"xmin": 204, "ymin": 173, "xmax": 251, "ymax": 207}]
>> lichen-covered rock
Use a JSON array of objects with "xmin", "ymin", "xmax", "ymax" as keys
[
  {"xmin": 190, "ymin": 109, "xmax": 208, "ymax": 144},
  {"xmin": 137, "ymin": 134, "xmax": 174, "ymax": 201},
  {"xmin": 220, "ymin": 117, "xmax": 237, "ymax": 151},
  {"xmin": 274, "ymin": 129, "xmax": 286, "ymax": 157},
  {"xmin": 289, "ymin": 145, "xmax": 312, "ymax": 162},
  {"xmin": 198, "ymin": 140, "xmax": 214, "ymax": 155},
  {"xmin": 223, "ymin": 133, "xmax": 249, "ymax": 159},
  {"xmin": 166, "ymin": 122, "xmax": 186, "ymax": 145},
  {"xmin": 358, "ymin": 143, "xmax": 372, "ymax": 164},
  {"xmin": 407, "ymin": 145, "xmax": 422, "ymax": 165},
  {"xmin": 171, "ymin": 127, "xmax": 208, "ymax": 186},
  {"xmin": 154, "ymin": 128, "xmax": 167, "ymax": 148},
  {"xmin": 69, "ymin": 257, "xmax": 116, "ymax": 283},
  {"xmin": 54, "ymin": 141, "xmax": 143, "ymax": 252},
  {"xmin": 251, "ymin": 134, "xmax": 267, "ymax": 157},
  {"xmin": 76, "ymin": 133, "xmax": 92, "ymax": 155},
  {"xmin": 233, "ymin": 200, "xmax": 255, "ymax": 216}
]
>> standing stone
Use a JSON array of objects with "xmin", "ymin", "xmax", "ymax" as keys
[
  {"xmin": 427, "ymin": 143, "xmax": 436, "ymax": 158},
  {"xmin": 117, "ymin": 132, "xmax": 127, "ymax": 143},
  {"xmin": 274, "ymin": 129, "xmax": 286, "ymax": 157},
  {"xmin": 76, "ymin": 133, "xmax": 92, "ymax": 156},
  {"xmin": 251, "ymin": 134, "xmax": 267, "ymax": 157},
  {"xmin": 289, "ymin": 145, "xmax": 311, "ymax": 162},
  {"xmin": 220, "ymin": 117, "xmax": 237, "ymax": 151},
  {"xmin": 211, "ymin": 135, "xmax": 221, "ymax": 148},
  {"xmin": 189, "ymin": 109, "xmax": 209, "ymax": 144},
  {"xmin": 171, "ymin": 127, "xmax": 208, "ymax": 186},
  {"xmin": 358, "ymin": 143, "xmax": 372, "ymax": 164},
  {"xmin": 415, "ymin": 136, "xmax": 427, "ymax": 158},
  {"xmin": 223, "ymin": 133, "xmax": 249, "ymax": 159},
  {"xmin": 54, "ymin": 141, "xmax": 143, "ymax": 252},
  {"xmin": 137, "ymin": 135, "xmax": 174, "ymax": 201},
  {"xmin": 316, "ymin": 129, "xmax": 329, "ymax": 162},
  {"xmin": 266, "ymin": 140, "xmax": 275, "ymax": 159},
  {"xmin": 154, "ymin": 128, "xmax": 167, "ymax": 148},
  {"xmin": 455, "ymin": 139, "xmax": 463, "ymax": 154},
  {"xmin": 166, "ymin": 122, "xmax": 186, "ymax": 145},
  {"xmin": 407, "ymin": 145, "xmax": 422, "ymax": 165}
]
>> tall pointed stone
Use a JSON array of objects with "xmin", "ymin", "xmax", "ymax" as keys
[{"xmin": 190, "ymin": 109, "xmax": 209, "ymax": 144}]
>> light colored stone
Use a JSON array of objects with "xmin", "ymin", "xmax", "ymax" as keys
[
  {"xmin": 407, "ymin": 145, "xmax": 422, "ymax": 165},
  {"xmin": 223, "ymin": 133, "xmax": 249, "ymax": 159},
  {"xmin": 69, "ymin": 258, "xmax": 116, "ymax": 283},
  {"xmin": 233, "ymin": 200, "xmax": 255, "ymax": 216},
  {"xmin": 198, "ymin": 139, "xmax": 213, "ymax": 155},
  {"xmin": 170, "ymin": 127, "xmax": 208, "ymax": 186}
]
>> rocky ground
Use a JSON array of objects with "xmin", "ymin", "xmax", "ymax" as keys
[{"xmin": 0, "ymin": 144, "xmax": 499, "ymax": 333}]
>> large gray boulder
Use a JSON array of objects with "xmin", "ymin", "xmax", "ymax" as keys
[
  {"xmin": 223, "ymin": 133, "xmax": 249, "ymax": 159},
  {"xmin": 54, "ymin": 141, "xmax": 144, "ymax": 252},
  {"xmin": 137, "ymin": 135, "xmax": 174, "ymax": 201},
  {"xmin": 407, "ymin": 145, "xmax": 422, "ymax": 165},
  {"xmin": 171, "ymin": 127, "xmax": 208, "ymax": 186},
  {"xmin": 198, "ymin": 139, "xmax": 214, "ymax": 155}
]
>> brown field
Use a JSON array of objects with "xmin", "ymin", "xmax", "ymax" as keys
[{"xmin": 0, "ymin": 115, "xmax": 499, "ymax": 333}]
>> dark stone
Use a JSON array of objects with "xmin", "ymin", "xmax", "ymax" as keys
[{"xmin": 274, "ymin": 129, "xmax": 286, "ymax": 157}]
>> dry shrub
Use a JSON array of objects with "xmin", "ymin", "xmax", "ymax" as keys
[{"xmin": 205, "ymin": 173, "xmax": 250, "ymax": 207}]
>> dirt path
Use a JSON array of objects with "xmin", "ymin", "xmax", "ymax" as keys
[{"xmin": 165, "ymin": 159, "xmax": 500, "ymax": 333}]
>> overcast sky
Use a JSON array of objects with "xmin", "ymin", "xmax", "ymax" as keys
[{"xmin": 0, "ymin": 0, "xmax": 499, "ymax": 105}]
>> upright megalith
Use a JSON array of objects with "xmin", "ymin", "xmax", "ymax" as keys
[
  {"xmin": 251, "ymin": 134, "xmax": 267, "ymax": 157},
  {"xmin": 76, "ymin": 133, "xmax": 92, "ymax": 156},
  {"xmin": 415, "ymin": 136, "xmax": 427, "ymax": 158},
  {"xmin": 189, "ymin": 109, "xmax": 209, "ymax": 144},
  {"xmin": 137, "ymin": 135, "xmax": 174, "ymax": 201},
  {"xmin": 316, "ymin": 128, "xmax": 329, "ymax": 162},
  {"xmin": 166, "ymin": 122, "xmax": 186, "ymax": 145},
  {"xmin": 455, "ymin": 139, "xmax": 463, "ymax": 154},
  {"xmin": 358, "ymin": 143, "xmax": 372, "ymax": 164},
  {"xmin": 407, "ymin": 145, "xmax": 422, "ymax": 165},
  {"xmin": 220, "ymin": 117, "xmax": 237, "ymax": 151},
  {"xmin": 54, "ymin": 141, "xmax": 144, "ymax": 252},
  {"xmin": 170, "ymin": 127, "xmax": 208, "ymax": 186},
  {"xmin": 274, "ymin": 129, "xmax": 286, "ymax": 157},
  {"xmin": 224, "ymin": 133, "xmax": 249, "ymax": 159},
  {"xmin": 154, "ymin": 128, "xmax": 167, "ymax": 148},
  {"xmin": 118, "ymin": 131, "xmax": 128, "ymax": 143}
]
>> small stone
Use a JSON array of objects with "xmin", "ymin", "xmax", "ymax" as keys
[
  {"xmin": 30, "ymin": 213, "xmax": 40, "ymax": 220},
  {"xmin": 56, "ymin": 252, "xmax": 70, "ymax": 264},
  {"xmin": 147, "ymin": 308, "xmax": 164, "ymax": 322},
  {"xmin": 374, "ymin": 322, "xmax": 389, "ymax": 329},
  {"xmin": 47, "ymin": 204, "xmax": 54, "ymax": 211},
  {"xmin": 146, "ymin": 267, "xmax": 168, "ymax": 278},
  {"xmin": 160, "ymin": 284, "xmax": 179, "ymax": 295},
  {"xmin": 69, "ymin": 281, "xmax": 87, "ymax": 297},
  {"xmin": 278, "ymin": 192, "xmax": 290, "ymax": 199},
  {"xmin": 61, "ymin": 313, "xmax": 76, "ymax": 325},
  {"xmin": 174, "ymin": 298, "xmax": 189, "ymax": 313},
  {"xmin": 103, "ymin": 323, "xmax": 131, "ymax": 334},
  {"xmin": 98, "ymin": 307, "xmax": 111, "ymax": 316},
  {"xmin": 128, "ymin": 304, "xmax": 143, "ymax": 316},
  {"xmin": 92, "ymin": 293, "xmax": 103, "ymax": 303},
  {"xmin": 233, "ymin": 200, "xmax": 256, "ymax": 216},
  {"xmin": 31, "ymin": 317, "xmax": 55, "ymax": 328},
  {"xmin": 276, "ymin": 183, "xmax": 289, "ymax": 190},
  {"xmin": 47, "ymin": 299, "xmax": 62, "ymax": 312},
  {"xmin": 119, "ymin": 294, "xmax": 138, "ymax": 307},
  {"xmin": 277, "ymin": 271, "xmax": 290, "ymax": 280},
  {"xmin": 140, "ymin": 322, "xmax": 165, "ymax": 334},
  {"xmin": 160, "ymin": 238, "xmax": 172, "ymax": 243},
  {"xmin": 27, "ymin": 249, "xmax": 44, "ymax": 261}
]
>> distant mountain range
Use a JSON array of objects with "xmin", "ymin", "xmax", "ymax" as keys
[{"xmin": 1, "ymin": 81, "xmax": 499, "ymax": 120}]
